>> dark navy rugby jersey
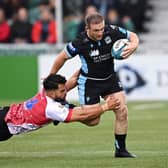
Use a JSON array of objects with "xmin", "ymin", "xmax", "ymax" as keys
[{"xmin": 65, "ymin": 25, "xmax": 130, "ymax": 79}]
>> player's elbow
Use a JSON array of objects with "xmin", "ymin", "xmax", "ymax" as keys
[
  {"xmin": 82, "ymin": 117, "xmax": 100, "ymax": 126},
  {"xmin": 61, "ymin": 50, "xmax": 69, "ymax": 61}
]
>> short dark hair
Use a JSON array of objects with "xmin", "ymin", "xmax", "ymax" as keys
[
  {"xmin": 85, "ymin": 13, "xmax": 104, "ymax": 27},
  {"xmin": 43, "ymin": 74, "xmax": 66, "ymax": 91},
  {"xmin": 40, "ymin": 0, "xmax": 49, "ymax": 5}
]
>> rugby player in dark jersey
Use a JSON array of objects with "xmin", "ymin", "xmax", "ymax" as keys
[{"xmin": 50, "ymin": 13, "xmax": 139, "ymax": 158}]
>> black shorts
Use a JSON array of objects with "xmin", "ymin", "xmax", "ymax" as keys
[
  {"xmin": 78, "ymin": 74, "xmax": 123, "ymax": 105},
  {"xmin": 0, "ymin": 106, "xmax": 13, "ymax": 141}
]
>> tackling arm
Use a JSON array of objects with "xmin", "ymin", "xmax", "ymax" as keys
[{"xmin": 69, "ymin": 96, "xmax": 121, "ymax": 122}]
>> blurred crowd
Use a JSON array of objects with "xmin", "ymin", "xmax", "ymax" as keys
[
  {"xmin": 0, "ymin": 0, "xmax": 154, "ymax": 44},
  {"xmin": 0, "ymin": 0, "xmax": 56, "ymax": 44}
]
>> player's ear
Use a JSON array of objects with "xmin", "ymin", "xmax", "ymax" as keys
[
  {"xmin": 47, "ymin": 90, "xmax": 56, "ymax": 99},
  {"xmin": 85, "ymin": 25, "xmax": 89, "ymax": 31}
]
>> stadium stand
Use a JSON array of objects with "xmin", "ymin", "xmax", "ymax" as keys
[
  {"xmin": 140, "ymin": 0, "xmax": 168, "ymax": 53},
  {"xmin": 0, "ymin": 0, "xmax": 164, "ymax": 56},
  {"xmin": 0, "ymin": 0, "xmax": 155, "ymax": 44}
]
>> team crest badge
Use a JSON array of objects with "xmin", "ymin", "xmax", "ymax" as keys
[{"xmin": 105, "ymin": 36, "xmax": 112, "ymax": 44}]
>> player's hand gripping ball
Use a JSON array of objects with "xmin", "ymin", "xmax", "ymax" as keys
[{"xmin": 111, "ymin": 39, "xmax": 129, "ymax": 60}]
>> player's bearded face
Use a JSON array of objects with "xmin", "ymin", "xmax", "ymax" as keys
[
  {"xmin": 87, "ymin": 21, "xmax": 105, "ymax": 41},
  {"xmin": 54, "ymin": 84, "xmax": 67, "ymax": 100}
]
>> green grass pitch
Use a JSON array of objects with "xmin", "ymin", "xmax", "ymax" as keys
[{"xmin": 0, "ymin": 101, "xmax": 168, "ymax": 168}]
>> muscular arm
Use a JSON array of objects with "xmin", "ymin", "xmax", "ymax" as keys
[
  {"xmin": 122, "ymin": 32, "xmax": 139, "ymax": 59},
  {"xmin": 50, "ymin": 50, "xmax": 69, "ymax": 74},
  {"xmin": 65, "ymin": 69, "xmax": 80, "ymax": 91},
  {"xmin": 69, "ymin": 96, "xmax": 120, "ymax": 122},
  {"xmin": 129, "ymin": 32, "xmax": 139, "ymax": 49}
]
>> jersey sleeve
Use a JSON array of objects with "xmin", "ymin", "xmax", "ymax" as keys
[
  {"xmin": 64, "ymin": 37, "xmax": 81, "ymax": 58},
  {"xmin": 109, "ymin": 25, "xmax": 131, "ymax": 40},
  {"xmin": 45, "ymin": 99, "xmax": 73, "ymax": 122}
]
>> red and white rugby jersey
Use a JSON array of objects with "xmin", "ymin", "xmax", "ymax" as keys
[{"xmin": 5, "ymin": 90, "xmax": 73, "ymax": 135}]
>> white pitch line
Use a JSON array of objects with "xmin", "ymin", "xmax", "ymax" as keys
[
  {"xmin": 132, "ymin": 102, "xmax": 166, "ymax": 110},
  {"xmin": 0, "ymin": 150, "xmax": 167, "ymax": 157}
]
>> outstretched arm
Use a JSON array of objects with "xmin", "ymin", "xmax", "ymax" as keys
[
  {"xmin": 69, "ymin": 96, "xmax": 120, "ymax": 122},
  {"xmin": 50, "ymin": 50, "xmax": 69, "ymax": 74}
]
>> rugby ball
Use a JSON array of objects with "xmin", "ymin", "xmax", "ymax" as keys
[{"xmin": 111, "ymin": 39, "xmax": 129, "ymax": 60}]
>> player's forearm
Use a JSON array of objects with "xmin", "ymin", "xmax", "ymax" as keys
[
  {"xmin": 50, "ymin": 51, "xmax": 68, "ymax": 74},
  {"xmin": 69, "ymin": 96, "xmax": 120, "ymax": 122},
  {"xmin": 129, "ymin": 32, "xmax": 139, "ymax": 49},
  {"xmin": 66, "ymin": 70, "xmax": 80, "ymax": 91},
  {"xmin": 70, "ymin": 104, "xmax": 108, "ymax": 122},
  {"xmin": 65, "ymin": 78, "xmax": 77, "ymax": 91},
  {"xmin": 50, "ymin": 58, "xmax": 65, "ymax": 74},
  {"xmin": 81, "ymin": 104, "xmax": 109, "ymax": 120}
]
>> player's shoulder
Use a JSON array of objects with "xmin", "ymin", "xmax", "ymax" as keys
[
  {"xmin": 74, "ymin": 31, "xmax": 90, "ymax": 45},
  {"xmin": 67, "ymin": 31, "xmax": 91, "ymax": 51},
  {"xmin": 104, "ymin": 24, "xmax": 129, "ymax": 38},
  {"xmin": 104, "ymin": 24, "xmax": 120, "ymax": 34}
]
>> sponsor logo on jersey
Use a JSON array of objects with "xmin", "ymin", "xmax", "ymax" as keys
[
  {"xmin": 68, "ymin": 42, "xmax": 76, "ymax": 52},
  {"xmin": 25, "ymin": 99, "xmax": 38, "ymax": 109},
  {"xmin": 90, "ymin": 49, "xmax": 99, "ymax": 57},
  {"xmin": 105, "ymin": 36, "xmax": 112, "ymax": 44}
]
